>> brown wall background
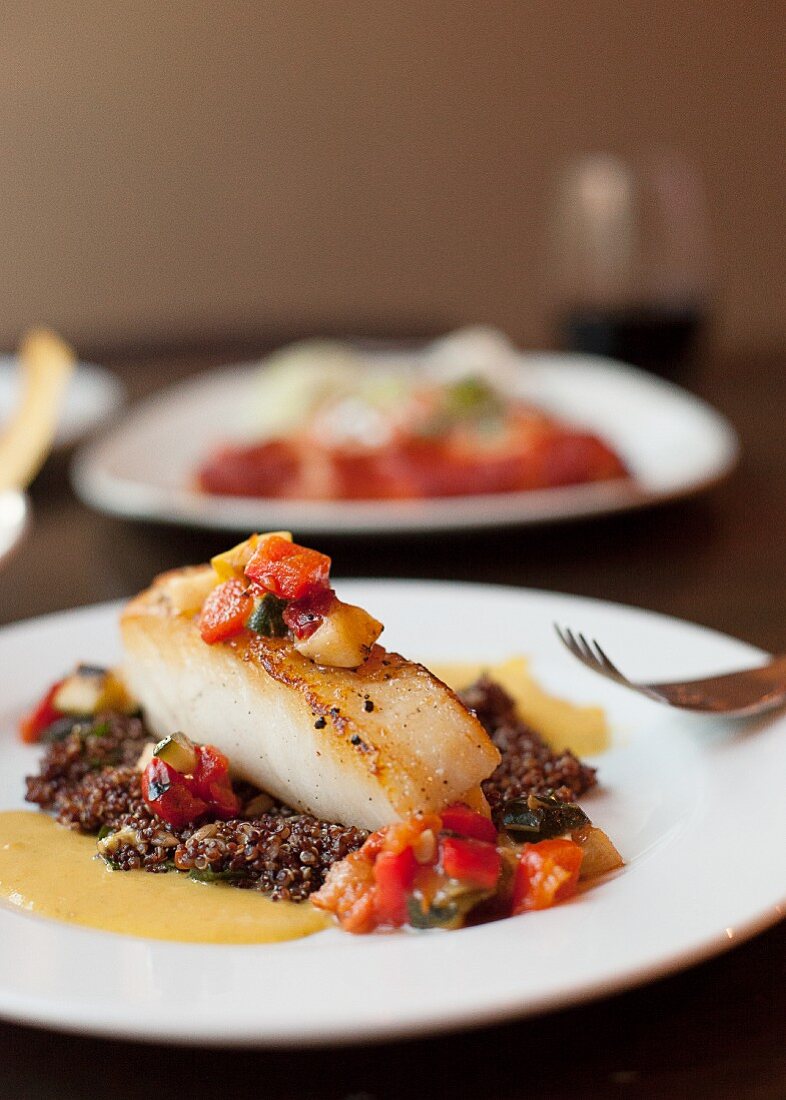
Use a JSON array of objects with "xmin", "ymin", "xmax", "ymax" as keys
[{"xmin": 0, "ymin": 1, "xmax": 783, "ymax": 356}]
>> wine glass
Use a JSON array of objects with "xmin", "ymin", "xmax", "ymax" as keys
[{"xmin": 546, "ymin": 150, "xmax": 711, "ymax": 379}]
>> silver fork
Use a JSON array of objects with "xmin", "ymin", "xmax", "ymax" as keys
[{"xmin": 554, "ymin": 626, "xmax": 786, "ymax": 718}]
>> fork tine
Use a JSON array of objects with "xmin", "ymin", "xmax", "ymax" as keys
[
  {"xmin": 556, "ymin": 625, "xmax": 583, "ymax": 662},
  {"xmin": 554, "ymin": 624, "xmax": 579, "ymax": 659},
  {"xmin": 555, "ymin": 625, "xmax": 600, "ymax": 673},
  {"xmin": 577, "ymin": 632, "xmax": 601, "ymax": 666},
  {"xmin": 590, "ymin": 639, "xmax": 625, "ymax": 680}
]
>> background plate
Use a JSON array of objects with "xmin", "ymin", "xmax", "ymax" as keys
[
  {"xmin": 71, "ymin": 353, "xmax": 739, "ymax": 534},
  {"xmin": 0, "ymin": 357, "xmax": 126, "ymax": 447},
  {"xmin": 0, "ymin": 581, "xmax": 782, "ymax": 1046}
]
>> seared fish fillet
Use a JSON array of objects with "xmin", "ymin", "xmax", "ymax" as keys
[{"xmin": 121, "ymin": 567, "xmax": 500, "ymax": 830}]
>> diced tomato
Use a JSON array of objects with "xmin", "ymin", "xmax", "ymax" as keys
[
  {"xmin": 440, "ymin": 802, "xmax": 498, "ymax": 844},
  {"xmin": 191, "ymin": 744, "xmax": 240, "ymax": 819},
  {"xmin": 19, "ymin": 680, "xmax": 64, "ymax": 744},
  {"xmin": 282, "ymin": 587, "xmax": 336, "ymax": 639},
  {"xmin": 141, "ymin": 758, "xmax": 209, "ymax": 830},
  {"xmin": 199, "ymin": 579, "xmax": 254, "ymax": 644},
  {"xmin": 311, "ymin": 850, "xmax": 378, "ymax": 934},
  {"xmin": 512, "ymin": 838, "xmax": 584, "ymax": 913},
  {"xmin": 245, "ymin": 535, "xmax": 331, "ymax": 601},
  {"xmin": 373, "ymin": 847, "xmax": 417, "ymax": 928},
  {"xmin": 441, "ymin": 836, "xmax": 501, "ymax": 890}
]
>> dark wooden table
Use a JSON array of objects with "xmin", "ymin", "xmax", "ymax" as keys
[{"xmin": 1, "ymin": 347, "xmax": 784, "ymax": 1099}]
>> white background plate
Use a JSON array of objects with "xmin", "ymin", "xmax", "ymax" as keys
[
  {"xmin": 71, "ymin": 354, "xmax": 739, "ymax": 534},
  {"xmin": 0, "ymin": 581, "xmax": 783, "ymax": 1046},
  {"xmin": 0, "ymin": 357, "xmax": 126, "ymax": 447},
  {"xmin": 0, "ymin": 491, "xmax": 29, "ymax": 569}
]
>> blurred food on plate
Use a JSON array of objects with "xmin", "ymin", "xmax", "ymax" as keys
[{"xmin": 197, "ymin": 328, "xmax": 628, "ymax": 501}]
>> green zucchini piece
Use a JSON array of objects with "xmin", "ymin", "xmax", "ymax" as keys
[
  {"xmin": 501, "ymin": 794, "xmax": 590, "ymax": 840},
  {"xmin": 153, "ymin": 731, "xmax": 197, "ymax": 774},
  {"xmin": 407, "ymin": 896, "xmax": 461, "ymax": 930},
  {"xmin": 247, "ymin": 593, "xmax": 288, "ymax": 637}
]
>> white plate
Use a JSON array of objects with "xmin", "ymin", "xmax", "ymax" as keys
[
  {"xmin": 0, "ymin": 490, "xmax": 29, "ymax": 568},
  {"xmin": 71, "ymin": 354, "xmax": 738, "ymax": 534},
  {"xmin": 0, "ymin": 357, "xmax": 126, "ymax": 447},
  {"xmin": 0, "ymin": 581, "xmax": 782, "ymax": 1046}
]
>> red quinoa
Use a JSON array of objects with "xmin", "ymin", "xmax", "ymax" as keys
[{"xmin": 24, "ymin": 677, "xmax": 597, "ymax": 900}]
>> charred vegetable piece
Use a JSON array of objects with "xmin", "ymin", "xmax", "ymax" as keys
[
  {"xmin": 501, "ymin": 793, "xmax": 590, "ymax": 840},
  {"xmin": 246, "ymin": 593, "xmax": 288, "ymax": 637}
]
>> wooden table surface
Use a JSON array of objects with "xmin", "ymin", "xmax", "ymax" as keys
[{"xmin": 0, "ymin": 347, "xmax": 784, "ymax": 1099}]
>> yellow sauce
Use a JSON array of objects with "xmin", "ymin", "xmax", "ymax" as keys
[
  {"xmin": 0, "ymin": 811, "xmax": 329, "ymax": 943},
  {"xmin": 431, "ymin": 656, "xmax": 610, "ymax": 757}
]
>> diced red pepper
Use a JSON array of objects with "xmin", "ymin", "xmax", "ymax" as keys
[
  {"xmin": 373, "ymin": 847, "xmax": 417, "ymax": 927},
  {"xmin": 19, "ymin": 680, "xmax": 64, "ymax": 744},
  {"xmin": 141, "ymin": 757, "xmax": 210, "ymax": 830},
  {"xmin": 311, "ymin": 850, "xmax": 378, "ymax": 934},
  {"xmin": 191, "ymin": 744, "xmax": 240, "ymax": 819},
  {"xmin": 282, "ymin": 586, "xmax": 336, "ymax": 639},
  {"xmin": 512, "ymin": 838, "xmax": 584, "ymax": 914},
  {"xmin": 441, "ymin": 836, "xmax": 501, "ymax": 890},
  {"xmin": 199, "ymin": 579, "xmax": 254, "ymax": 644},
  {"xmin": 245, "ymin": 535, "xmax": 331, "ymax": 601},
  {"xmin": 440, "ymin": 802, "xmax": 498, "ymax": 844}
]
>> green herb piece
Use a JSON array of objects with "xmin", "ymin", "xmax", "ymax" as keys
[
  {"xmin": 444, "ymin": 376, "xmax": 501, "ymax": 418},
  {"xmin": 187, "ymin": 867, "xmax": 250, "ymax": 885},
  {"xmin": 97, "ymin": 825, "xmax": 114, "ymax": 841},
  {"xmin": 247, "ymin": 593, "xmax": 288, "ymax": 637}
]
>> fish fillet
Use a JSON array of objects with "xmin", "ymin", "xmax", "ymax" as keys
[{"xmin": 120, "ymin": 567, "xmax": 500, "ymax": 830}]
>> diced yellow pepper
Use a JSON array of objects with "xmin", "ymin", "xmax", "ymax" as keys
[{"xmin": 211, "ymin": 531, "xmax": 293, "ymax": 582}]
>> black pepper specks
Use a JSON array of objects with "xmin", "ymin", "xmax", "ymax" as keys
[
  {"xmin": 314, "ymin": 717, "xmax": 327, "ymax": 729},
  {"xmin": 363, "ymin": 699, "xmax": 375, "ymax": 713}
]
